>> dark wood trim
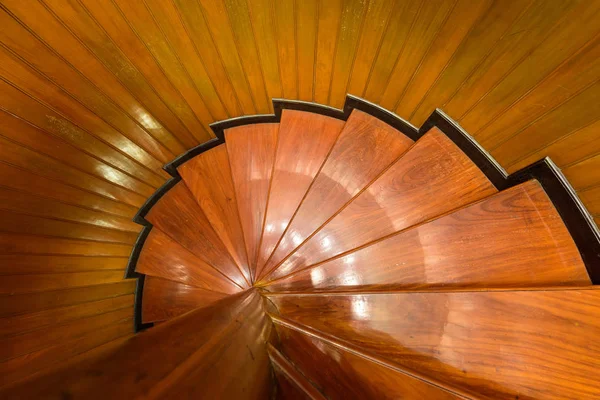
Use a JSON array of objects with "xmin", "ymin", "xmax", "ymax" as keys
[
  {"xmin": 133, "ymin": 274, "xmax": 154, "ymax": 333},
  {"xmin": 126, "ymin": 95, "xmax": 600, "ymax": 331},
  {"xmin": 420, "ymin": 109, "xmax": 600, "ymax": 284}
]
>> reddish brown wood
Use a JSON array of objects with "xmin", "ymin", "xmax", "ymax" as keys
[
  {"xmin": 226, "ymin": 123, "xmax": 278, "ymax": 279},
  {"xmin": 137, "ymin": 229, "xmax": 241, "ymax": 294},
  {"xmin": 269, "ymin": 289, "xmax": 600, "ymax": 399},
  {"xmin": 0, "ymin": 271, "xmax": 125, "ymax": 295},
  {"xmin": 179, "ymin": 144, "xmax": 251, "ymax": 284},
  {"xmin": 264, "ymin": 128, "xmax": 497, "ymax": 282},
  {"xmin": 0, "ymin": 233, "xmax": 132, "ymax": 256},
  {"xmin": 1, "ymin": 290, "xmax": 272, "ymax": 399},
  {"xmin": 0, "ymin": 280, "xmax": 136, "ymax": 318},
  {"xmin": 142, "ymin": 276, "xmax": 229, "ymax": 323},
  {"xmin": 266, "ymin": 180, "xmax": 589, "ymax": 291},
  {"xmin": 259, "ymin": 110, "xmax": 413, "ymax": 281},
  {"xmin": 273, "ymin": 323, "xmax": 463, "ymax": 399},
  {"xmin": 269, "ymin": 344, "xmax": 327, "ymax": 400},
  {"xmin": 0, "ymin": 255, "xmax": 127, "ymax": 275},
  {"xmin": 145, "ymin": 181, "xmax": 249, "ymax": 289},
  {"xmin": 255, "ymin": 110, "xmax": 344, "ymax": 279}
]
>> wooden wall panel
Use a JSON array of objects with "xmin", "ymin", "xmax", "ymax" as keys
[{"xmin": 0, "ymin": 0, "xmax": 597, "ymax": 387}]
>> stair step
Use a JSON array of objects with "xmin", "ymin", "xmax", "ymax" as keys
[
  {"xmin": 265, "ymin": 180, "xmax": 589, "ymax": 291},
  {"xmin": 271, "ymin": 318, "xmax": 465, "ymax": 399},
  {"xmin": 136, "ymin": 228, "xmax": 241, "ymax": 294},
  {"xmin": 142, "ymin": 276, "xmax": 229, "ymax": 324},
  {"xmin": 268, "ymin": 343, "xmax": 327, "ymax": 400},
  {"xmin": 145, "ymin": 181, "xmax": 249, "ymax": 289},
  {"xmin": 226, "ymin": 123, "xmax": 279, "ymax": 280},
  {"xmin": 262, "ymin": 127, "xmax": 497, "ymax": 283},
  {"xmin": 255, "ymin": 110, "xmax": 345, "ymax": 280},
  {"xmin": 259, "ymin": 109, "xmax": 414, "ymax": 281},
  {"xmin": 178, "ymin": 144, "xmax": 251, "ymax": 283},
  {"xmin": 268, "ymin": 288, "xmax": 600, "ymax": 399}
]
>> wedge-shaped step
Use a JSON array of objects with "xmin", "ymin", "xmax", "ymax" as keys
[
  {"xmin": 142, "ymin": 276, "xmax": 229, "ymax": 324},
  {"xmin": 179, "ymin": 144, "xmax": 251, "ymax": 284},
  {"xmin": 2, "ymin": 290, "xmax": 272, "ymax": 399},
  {"xmin": 268, "ymin": 289, "xmax": 600, "ymax": 399},
  {"xmin": 255, "ymin": 110, "xmax": 345, "ymax": 279},
  {"xmin": 259, "ymin": 110, "xmax": 414, "ymax": 280},
  {"xmin": 267, "ymin": 180, "xmax": 589, "ymax": 291},
  {"xmin": 268, "ymin": 344, "xmax": 327, "ymax": 400},
  {"xmin": 145, "ymin": 181, "xmax": 249, "ymax": 289},
  {"xmin": 226, "ymin": 124, "xmax": 278, "ymax": 279},
  {"xmin": 263, "ymin": 127, "xmax": 497, "ymax": 283},
  {"xmin": 271, "ymin": 321, "xmax": 463, "ymax": 399},
  {"xmin": 136, "ymin": 229, "xmax": 241, "ymax": 294}
]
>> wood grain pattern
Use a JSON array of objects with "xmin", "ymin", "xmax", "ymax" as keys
[
  {"xmin": 264, "ymin": 127, "xmax": 497, "ymax": 282},
  {"xmin": 272, "ymin": 322, "xmax": 462, "ymax": 399},
  {"xmin": 226, "ymin": 123, "xmax": 278, "ymax": 279},
  {"xmin": 255, "ymin": 111, "xmax": 344, "ymax": 278},
  {"xmin": 295, "ymin": 0, "xmax": 318, "ymax": 102},
  {"xmin": 142, "ymin": 276, "xmax": 229, "ymax": 324},
  {"xmin": 269, "ymin": 344, "xmax": 327, "ymax": 400},
  {"xmin": 266, "ymin": 181, "xmax": 590, "ymax": 292},
  {"xmin": 145, "ymin": 181, "xmax": 249, "ymax": 289},
  {"xmin": 270, "ymin": 289, "xmax": 600, "ymax": 399},
  {"xmin": 0, "ymin": 295, "xmax": 133, "ymax": 338},
  {"xmin": 179, "ymin": 144, "xmax": 250, "ymax": 283},
  {"xmin": 0, "ymin": 233, "xmax": 132, "ymax": 257},
  {"xmin": 0, "ymin": 255, "xmax": 127, "ymax": 275},
  {"xmin": 313, "ymin": 0, "xmax": 343, "ymax": 104},
  {"xmin": 136, "ymin": 228, "xmax": 241, "ymax": 294},
  {"xmin": 273, "ymin": 0, "xmax": 298, "ymax": 99},
  {"xmin": 1, "ymin": 290, "xmax": 271, "ymax": 399},
  {"xmin": 259, "ymin": 110, "xmax": 413, "ymax": 281},
  {"xmin": 0, "ymin": 271, "xmax": 125, "ymax": 295},
  {"xmin": 0, "ymin": 280, "xmax": 135, "ymax": 318}
]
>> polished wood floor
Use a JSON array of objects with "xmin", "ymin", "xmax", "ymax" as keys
[{"xmin": 1, "ymin": 105, "xmax": 597, "ymax": 399}]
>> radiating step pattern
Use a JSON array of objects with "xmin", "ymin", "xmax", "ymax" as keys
[
  {"xmin": 258, "ymin": 109, "xmax": 414, "ymax": 281},
  {"xmin": 6, "ymin": 98, "xmax": 596, "ymax": 399}
]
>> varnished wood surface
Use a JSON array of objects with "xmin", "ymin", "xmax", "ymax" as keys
[
  {"xmin": 259, "ymin": 110, "xmax": 413, "ymax": 281},
  {"xmin": 255, "ymin": 110, "xmax": 345, "ymax": 278},
  {"xmin": 226, "ymin": 123, "xmax": 278, "ymax": 279},
  {"xmin": 179, "ymin": 144, "xmax": 250, "ymax": 284},
  {"xmin": 269, "ymin": 289, "xmax": 600, "ymax": 399},
  {"xmin": 0, "ymin": 255, "xmax": 127, "ymax": 275},
  {"xmin": 136, "ymin": 228, "xmax": 241, "ymax": 294},
  {"xmin": 266, "ymin": 181, "xmax": 589, "ymax": 292},
  {"xmin": 1, "ymin": 289, "xmax": 273, "ymax": 399},
  {"xmin": 269, "ymin": 344, "xmax": 326, "ymax": 400},
  {"xmin": 142, "ymin": 276, "xmax": 229, "ymax": 324},
  {"xmin": 264, "ymin": 128, "xmax": 497, "ymax": 282},
  {"xmin": 145, "ymin": 181, "xmax": 249, "ymax": 289},
  {"xmin": 272, "ymin": 323, "xmax": 462, "ymax": 399}
]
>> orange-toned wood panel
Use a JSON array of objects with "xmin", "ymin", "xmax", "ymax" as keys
[
  {"xmin": 270, "ymin": 289, "xmax": 600, "ymax": 399},
  {"xmin": 226, "ymin": 123, "xmax": 278, "ymax": 279},
  {"xmin": 145, "ymin": 181, "xmax": 249, "ymax": 289},
  {"xmin": 137, "ymin": 229, "xmax": 241, "ymax": 295},
  {"xmin": 1, "ymin": 290, "xmax": 272, "ymax": 399},
  {"xmin": 0, "ymin": 271, "xmax": 126, "ymax": 295},
  {"xmin": 0, "ymin": 318, "xmax": 132, "ymax": 389},
  {"xmin": 0, "ymin": 210, "xmax": 137, "ymax": 245},
  {"xmin": 0, "ymin": 306, "xmax": 131, "ymax": 362},
  {"xmin": 142, "ymin": 276, "xmax": 229, "ymax": 324},
  {"xmin": 0, "ymin": 162, "xmax": 138, "ymax": 220},
  {"xmin": 0, "ymin": 280, "xmax": 135, "ymax": 318},
  {"xmin": 313, "ymin": 0, "xmax": 343, "ymax": 104},
  {"xmin": 273, "ymin": 0, "xmax": 298, "ymax": 100},
  {"xmin": 273, "ymin": 323, "xmax": 462, "ymax": 399},
  {"xmin": 265, "ymin": 128, "xmax": 496, "ymax": 282},
  {"xmin": 0, "ymin": 187, "xmax": 140, "ymax": 233},
  {"xmin": 0, "ymin": 255, "xmax": 127, "ymax": 275},
  {"xmin": 255, "ymin": 111, "xmax": 344, "ymax": 277},
  {"xmin": 269, "ymin": 344, "xmax": 326, "ymax": 400},
  {"xmin": 0, "ymin": 295, "xmax": 133, "ymax": 338},
  {"xmin": 179, "ymin": 144, "xmax": 250, "ymax": 283},
  {"xmin": 295, "ymin": 0, "xmax": 317, "ymax": 102},
  {"xmin": 267, "ymin": 181, "xmax": 589, "ymax": 292},
  {"xmin": 0, "ymin": 233, "xmax": 132, "ymax": 257},
  {"xmin": 259, "ymin": 110, "xmax": 413, "ymax": 281}
]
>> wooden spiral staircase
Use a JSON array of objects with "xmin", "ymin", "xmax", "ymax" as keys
[{"xmin": 2, "ymin": 95, "xmax": 600, "ymax": 399}]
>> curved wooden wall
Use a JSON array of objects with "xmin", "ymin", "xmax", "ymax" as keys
[{"xmin": 0, "ymin": 0, "xmax": 598, "ymax": 387}]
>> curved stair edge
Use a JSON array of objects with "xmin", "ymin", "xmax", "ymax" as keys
[{"xmin": 126, "ymin": 94, "xmax": 600, "ymax": 332}]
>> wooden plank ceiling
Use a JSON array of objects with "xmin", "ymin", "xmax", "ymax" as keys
[{"xmin": 0, "ymin": 0, "xmax": 598, "ymax": 387}]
